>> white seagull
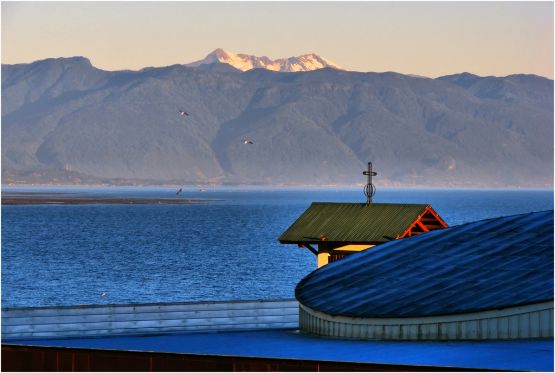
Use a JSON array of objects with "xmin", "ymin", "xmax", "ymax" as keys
[
  {"xmin": 243, "ymin": 139, "xmax": 254, "ymax": 145},
  {"xmin": 179, "ymin": 110, "xmax": 189, "ymax": 117}
]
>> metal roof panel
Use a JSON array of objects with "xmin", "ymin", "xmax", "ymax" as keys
[{"xmin": 279, "ymin": 203, "xmax": 431, "ymax": 243}]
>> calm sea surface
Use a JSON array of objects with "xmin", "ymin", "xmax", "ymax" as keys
[{"xmin": 2, "ymin": 186, "xmax": 553, "ymax": 308}]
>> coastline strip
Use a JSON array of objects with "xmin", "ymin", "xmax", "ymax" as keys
[{"xmin": 1, "ymin": 194, "xmax": 207, "ymax": 205}]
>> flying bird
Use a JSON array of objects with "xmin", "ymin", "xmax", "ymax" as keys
[
  {"xmin": 176, "ymin": 188, "xmax": 183, "ymax": 195},
  {"xmin": 243, "ymin": 139, "xmax": 254, "ymax": 145},
  {"xmin": 101, "ymin": 292, "xmax": 108, "ymax": 297},
  {"xmin": 179, "ymin": 110, "xmax": 189, "ymax": 117}
]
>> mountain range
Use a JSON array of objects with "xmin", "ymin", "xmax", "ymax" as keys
[{"xmin": 1, "ymin": 53, "xmax": 553, "ymax": 187}]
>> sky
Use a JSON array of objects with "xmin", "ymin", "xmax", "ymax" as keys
[{"xmin": 1, "ymin": 1, "xmax": 553, "ymax": 78}]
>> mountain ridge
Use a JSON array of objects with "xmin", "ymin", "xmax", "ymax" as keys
[
  {"xmin": 2, "ymin": 57, "xmax": 553, "ymax": 187},
  {"xmin": 4, "ymin": 55, "xmax": 552, "ymax": 80}
]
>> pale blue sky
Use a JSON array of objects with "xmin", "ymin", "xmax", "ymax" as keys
[{"xmin": 2, "ymin": 1, "xmax": 553, "ymax": 78}]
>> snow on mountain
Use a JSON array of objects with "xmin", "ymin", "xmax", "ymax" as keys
[{"xmin": 187, "ymin": 48, "xmax": 342, "ymax": 72}]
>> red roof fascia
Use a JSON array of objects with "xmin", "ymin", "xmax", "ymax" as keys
[{"xmin": 398, "ymin": 206, "xmax": 448, "ymax": 239}]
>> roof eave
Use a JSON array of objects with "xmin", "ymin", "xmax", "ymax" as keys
[{"xmin": 279, "ymin": 240, "xmax": 387, "ymax": 245}]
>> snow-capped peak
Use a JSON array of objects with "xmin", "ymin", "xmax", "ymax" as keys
[{"xmin": 187, "ymin": 49, "xmax": 342, "ymax": 72}]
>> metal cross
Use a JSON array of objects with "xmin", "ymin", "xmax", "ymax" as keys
[{"xmin": 363, "ymin": 162, "xmax": 377, "ymax": 205}]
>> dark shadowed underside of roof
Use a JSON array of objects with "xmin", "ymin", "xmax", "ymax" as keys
[
  {"xmin": 279, "ymin": 203, "xmax": 430, "ymax": 243},
  {"xmin": 295, "ymin": 210, "xmax": 554, "ymax": 318}
]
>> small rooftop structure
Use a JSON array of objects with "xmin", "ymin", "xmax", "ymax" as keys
[
  {"xmin": 279, "ymin": 161, "xmax": 448, "ymax": 267},
  {"xmin": 296, "ymin": 210, "xmax": 554, "ymax": 340},
  {"xmin": 279, "ymin": 202, "xmax": 447, "ymax": 267}
]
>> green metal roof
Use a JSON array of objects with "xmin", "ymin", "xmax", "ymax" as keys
[{"xmin": 278, "ymin": 203, "xmax": 430, "ymax": 244}]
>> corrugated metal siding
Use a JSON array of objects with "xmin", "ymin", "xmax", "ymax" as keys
[
  {"xmin": 299, "ymin": 302, "xmax": 554, "ymax": 341},
  {"xmin": 296, "ymin": 210, "xmax": 554, "ymax": 318},
  {"xmin": 2, "ymin": 299, "xmax": 298, "ymax": 340},
  {"xmin": 279, "ymin": 203, "xmax": 429, "ymax": 243}
]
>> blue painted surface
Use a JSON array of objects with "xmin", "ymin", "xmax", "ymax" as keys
[
  {"xmin": 296, "ymin": 210, "xmax": 554, "ymax": 317},
  {"xmin": 9, "ymin": 330, "xmax": 554, "ymax": 371}
]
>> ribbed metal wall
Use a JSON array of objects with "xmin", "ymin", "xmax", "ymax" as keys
[
  {"xmin": 2, "ymin": 299, "xmax": 298, "ymax": 340},
  {"xmin": 299, "ymin": 302, "xmax": 553, "ymax": 341}
]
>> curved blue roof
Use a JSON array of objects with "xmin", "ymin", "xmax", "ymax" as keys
[{"xmin": 296, "ymin": 210, "xmax": 554, "ymax": 318}]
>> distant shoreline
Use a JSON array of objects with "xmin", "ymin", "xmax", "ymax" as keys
[
  {"xmin": 1, "ymin": 193, "xmax": 206, "ymax": 205},
  {"xmin": 2, "ymin": 184, "xmax": 553, "ymax": 191}
]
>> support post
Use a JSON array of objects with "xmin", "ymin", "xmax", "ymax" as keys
[{"xmin": 298, "ymin": 243, "xmax": 318, "ymax": 256}]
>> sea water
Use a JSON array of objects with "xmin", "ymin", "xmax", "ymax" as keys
[{"xmin": 1, "ymin": 186, "xmax": 553, "ymax": 307}]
